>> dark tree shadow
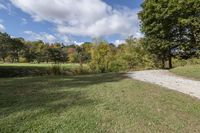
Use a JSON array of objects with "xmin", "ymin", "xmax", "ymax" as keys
[{"xmin": 0, "ymin": 73, "xmax": 127, "ymax": 118}]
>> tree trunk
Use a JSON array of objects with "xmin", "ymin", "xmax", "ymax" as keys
[
  {"xmin": 16, "ymin": 55, "xmax": 19, "ymax": 63},
  {"xmin": 2, "ymin": 57, "xmax": 5, "ymax": 63},
  {"xmin": 168, "ymin": 55, "xmax": 172, "ymax": 69},
  {"xmin": 161, "ymin": 58, "xmax": 165, "ymax": 69}
]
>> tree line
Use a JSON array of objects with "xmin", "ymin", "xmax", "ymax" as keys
[
  {"xmin": 0, "ymin": 32, "xmax": 156, "ymax": 72},
  {"xmin": 0, "ymin": 32, "xmax": 67, "ymax": 63}
]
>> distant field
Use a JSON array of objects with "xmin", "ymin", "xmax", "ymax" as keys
[
  {"xmin": 170, "ymin": 65, "xmax": 200, "ymax": 80},
  {"xmin": 0, "ymin": 63, "xmax": 87, "ymax": 77},
  {"xmin": 0, "ymin": 63, "xmax": 81, "ymax": 68},
  {"xmin": 1, "ymin": 73, "xmax": 200, "ymax": 132}
]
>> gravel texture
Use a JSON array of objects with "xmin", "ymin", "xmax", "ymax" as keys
[{"xmin": 128, "ymin": 70, "xmax": 200, "ymax": 99}]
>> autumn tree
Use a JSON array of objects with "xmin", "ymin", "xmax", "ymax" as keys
[
  {"xmin": 47, "ymin": 43, "xmax": 67, "ymax": 64},
  {"xmin": 90, "ymin": 41, "xmax": 114, "ymax": 73}
]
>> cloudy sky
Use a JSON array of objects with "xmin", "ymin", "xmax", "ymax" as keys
[{"xmin": 0, "ymin": 0, "xmax": 143, "ymax": 44}]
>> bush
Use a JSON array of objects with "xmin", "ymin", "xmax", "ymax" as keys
[
  {"xmin": 48, "ymin": 64, "xmax": 64, "ymax": 75},
  {"xmin": 187, "ymin": 58, "xmax": 200, "ymax": 65},
  {"xmin": 71, "ymin": 67, "xmax": 92, "ymax": 75},
  {"xmin": 172, "ymin": 59, "xmax": 187, "ymax": 67},
  {"xmin": 173, "ymin": 58, "xmax": 200, "ymax": 68}
]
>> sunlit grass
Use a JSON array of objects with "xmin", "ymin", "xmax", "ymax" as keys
[
  {"xmin": 1, "ymin": 73, "xmax": 200, "ymax": 132},
  {"xmin": 170, "ymin": 65, "xmax": 200, "ymax": 80},
  {"xmin": 0, "ymin": 63, "xmax": 82, "ymax": 68}
]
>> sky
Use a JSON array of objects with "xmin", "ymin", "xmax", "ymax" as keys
[{"xmin": 0, "ymin": 0, "xmax": 143, "ymax": 45}]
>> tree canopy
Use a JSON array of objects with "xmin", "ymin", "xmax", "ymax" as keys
[{"xmin": 139, "ymin": 0, "xmax": 200, "ymax": 68}]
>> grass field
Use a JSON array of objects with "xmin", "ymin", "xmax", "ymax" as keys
[
  {"xmin": 171, "ymin": 65, "xmax": 200, "ymax": 80},
  {"xmin": 0, "ymin": 63, "xmax": 87, "ymax": 77},
  {"xmin": 1, "ymin": 73, "xmax": 200, "ymax": 132},
  {"xmin": 0, "ymin": 63, "xmax": 81, "ymax": 68}
]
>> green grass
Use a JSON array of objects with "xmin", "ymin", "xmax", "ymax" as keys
[
  {"xmin": 1, "ymin": 73, "xmax": 200, "ymax": 132},
  {"xmin": 0, "ymin": 63, "xmax": 88, "ymax": 77},
  {"xmin": 170, "ymin": 65, "xmax": 200, "ymax": 80},
  {"xmin": 0, "ymin": 63, "xmax": 81, "ymax": 68}
]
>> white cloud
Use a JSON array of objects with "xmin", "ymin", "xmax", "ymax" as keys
[
  {"xmin": 73, "ymin": 41, "xmax": 84, "ymax": 46},
  {"xmin": 59, "ymin": 35, "xmax": 71, "ymax": 43},
  {"xmin": 24, "ymin": 31, "xmax": 56, "ymax": 43},
  {"xmin": 23, "ymin": 31, "xmax": 75, "ymax": 44},
  {"xmin": 113, "ymin": 40, "xmax": 126, "ymax": 46},
  {"xmin": 0, "ymin": 3, "xmax": 7, "ymax": 10},
  {"xmin": 0, "ymin": 23, "xmax": 5, "ymax": 32},
  {"xmin": 10, "ymin": 0, "xmax": 141, "ymax": 38},
  {"xmin": 134, "ymin": 32, "xmax": 144, "ymax": 38}
]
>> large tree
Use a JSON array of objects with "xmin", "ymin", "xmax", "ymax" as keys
[
  {"xmin": 0, "ymin": 32, "xmax": 12, "ymax": 62},
  {"xmin": 90, "ymin": 41, "xmax": 114, "ymax": 73},
  {"xmin": 10, "ymin": 38, "xmax": 25, "ymax": 62},
  {"xmin": 47, "ymin": 43, "xmax": 67, "ymax": 64},
  {"xmin": 139, "ymin": 0, "xmax": 200, "ymax": 68}
]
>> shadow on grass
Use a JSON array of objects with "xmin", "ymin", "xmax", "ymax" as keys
[{"xmin": 0, "ymin": 73, "xmax": 127, "ymax": 118}]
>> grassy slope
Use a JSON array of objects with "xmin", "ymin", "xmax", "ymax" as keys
[
  {"xmin": 170, "ymin": 65, "xmax": 200, "ymax": 80},
  {"xmin": 1, "ymin": 73, "xmax": 200, "ymax": 132}
]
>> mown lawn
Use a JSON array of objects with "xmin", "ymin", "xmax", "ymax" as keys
[
  {"xmin": 170, "ymin": 65, "xmax": 200, "ymax": 80},
  {"xmin": 0, "ymin": 63, "xmax": 81, "ymax": 68},
  {"xmin": 1, "ymin": 73, "xmax": 200, "ymax": 132}
]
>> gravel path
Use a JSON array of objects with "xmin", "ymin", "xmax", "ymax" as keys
[{"xmin": 128, "ymin": 70, "xmax": 200, "ymax": 99}]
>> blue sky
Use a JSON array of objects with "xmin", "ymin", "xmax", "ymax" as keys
[{"xmin": 0, "ymin": 0, "xmax": 143, "ymax": 45}]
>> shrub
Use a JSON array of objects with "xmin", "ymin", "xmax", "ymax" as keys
[
  {"xmin": 187, "ymin": 58, "xmax": 200, "ymax": 65},
  {"xmin": 172, "ymin": 58, "xmax": 200, "ymax": 68},
  {"xmin": 172, "ymin": 59, "xmax": 187, "ymax": 67},
  {"xmin": 71, "ymin": 67, "xmax": 92, "ymax": 75},
  {"xmin": 48, "ymin": 64, "xmax": 64, "ymax": 75}
]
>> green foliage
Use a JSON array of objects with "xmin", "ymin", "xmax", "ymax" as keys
[
  {"xmin": 0, "ymin": 31, "xmax": 160, "ymax": 74},
  {"xmin": 23, "ymin": 41, "xmax": 38, "ymax": 62},
  {"xmin": 9, "ymin": 38, "xmax": 25, "ymax": 62},
  {"xmin": 117, "ymin": 38, "xmax": 156, "ymax": 70},
  {"xmin": 47, "ymin": 44, "xmax": 68, "ymax": 64},
  {"xmin": 139, "ymin": 0, "xmax": 200, "ymax": 68},
  {"xmin": 89, "ymin": 41, "xmax": 115, "ymax": 73},
  {"xmin": 75, "ymin": 44, "xmax": 92, "ymax": 67},
  {"xmin": 48, "ymin": 64, "xmax": 64, "ymax": 75},
  {"xmin": 172, "ymin": 59, "xmax": 187, "ymax": 67},
  {"xmin": 89, "ymin": 38, "xmax": 156, "ymax": 73},
  {"xmin": 0, "ymin": 32, "xmax": 12, "ymax": 62},
  {"xmin": 173, "ymin": 58, "xmax": 200, "ymax": 68}
]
